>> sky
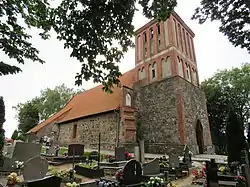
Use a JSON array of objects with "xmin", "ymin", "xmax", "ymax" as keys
[{"xmin": 0, "ymin": 0, "xmax": 249, "ymax": 138}]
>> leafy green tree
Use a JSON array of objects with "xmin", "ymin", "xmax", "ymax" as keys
[
  {"xmin": 16, "ymin": 99, "xmax": 40, "ymax": 134},
  {"xmin": 226, "ymin": 106, "xmax": 248, "ymax": 165},
  {"xmin": 1, "ymin": 0, "xmax": 249, "ymax": 92},
  {"xmin": 192, "ymin": 0, "xmax": 249, "ymax": 52},
  {"xmin": 37, "ymin": 84, "xmax": 76, "ymax": 120},
  {"xmin": 11, "ymin": 130, "xmax": 19, "ymax": 140},
  {"xmin": 201, "ymin": 63, "xmax": 250, "ymax": 153},
  {"xmin": 15, "ymin": 84, "xmax": 78, "ymax": 133}
]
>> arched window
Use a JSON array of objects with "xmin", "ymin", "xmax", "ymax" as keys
[
  {"xmin": 138, "ymin": 67, "xmax": 146, "ymax": 80},
  {"xmin": 162, "ymin": 57, "xmax": 172, "ymax": 78},
  {"xmin": 125, "ymin": 94, "xmax": 132, "ymax": 106},
  {"xmin": 177, "ymin": 56, "xmax": 183, "ymax": 77}
]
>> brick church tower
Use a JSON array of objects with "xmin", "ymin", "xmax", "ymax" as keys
[{"xmin": 133, "ymin": 12, "xmax": 213, "ymax": 154}]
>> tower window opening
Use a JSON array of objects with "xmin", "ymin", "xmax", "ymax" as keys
[
  {"xmin": 150, "ymin": 28, "xmax": 154, "ymax": 39},
  {"xmin": 143, "ymin": 32, "xmax": 147, "ymax": 42},
  {"xmin": 157, "ymin": 24, "xmax": 160, "ymax": 35},
  {"xmin": 152, "ymin": 69, "xmax": 156, "ymax": 78}
]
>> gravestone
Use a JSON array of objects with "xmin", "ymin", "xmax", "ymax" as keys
[
  {"xmin": 143, "ymin": 158, "xmax": 160, "ymax": 176},
  {"xmin": 206, "ymin": 159, "xmax": 219, "ymax": 187},
  {"xmin": 139, "ymin": 140, "xmax": 145, "ymax": 163},
  {"xmin": 23, "ymin": 156, "xmax": 49, "ymax": 181},
  {"xmin": 68, "ymin": 144, "xmax": 84, "ymax": 156},
  {"xmin": 115, "ymin": 147, "xmax": 125, "ymax": 161},
  {"xmin": 169, "ymin": 155, "xmax": 180, "ymax": 169},
  {"xmin": 183, "ymin": 145, "xmax": 191, "ymax": 166},
  {"xmin": 123, "ymin": 159, "xmax": 142, "ymax": 185},
  {"xmin": 1, "ymin": 142, "xmax": 41, "ymax": 171},
  {"xmin": 25, "ymin": 175, "xmax": 61, "ymax": 187},
  {"xmin": 241, "ymin": 164, "xmax": 250, "ymax": 187}
]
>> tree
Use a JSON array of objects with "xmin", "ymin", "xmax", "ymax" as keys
[
  {"xmin": 11, "ymin": 130, "xmax": 19, "ymax": 140},
  {"xmin": 192, "ymin": 0, "xmax": 250, "ymax": 53},
  {"xmin": 226, "ymin": 106, "xmax": 247, "ymax": 165},
  {"xmin": 16, "ymin": 99, "xmax": 40, "ymax": 134},
  {"xmin": 1, "ymin": 1, "xmax": 249, "ymax": 92},
  {"xmin": 15, "ymin": 84, "xmax": 77, "ymax": 133},
  {"xmin": 36, "ymin": 84, "xmax": 76, "ymax": 120},
  {"xmin": 0, "ymin": 97, "xmax": 5, "ymax": 155},
  {"xmin": 201, "ymin": 63, "xmax": 250, "ymax": 153}
]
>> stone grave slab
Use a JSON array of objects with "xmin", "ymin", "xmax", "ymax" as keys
[
  {"xmin": 123, "ymin": 159, "xmax": 143, "ymax": 185},
  {"xmin": 169, "ymin": 155, "xmax": 180, "ymax": 169},
  {"xmin": 115, "ymin": 147, "xmax": 125, "ymax": 161},
  {"xmin": 68, "ymin": 144, "xmax": 84, "ymax": 156},
  {"xmin": 143, "ymin": 158, "xmax": 160, "ymax": 176},
  {"xmin": 12, "ymin": 142, "xmax": 41, "ymax": 162},
  {"xmin": 23, "ymin": 156, "xmax": 49, "ymax": 181}
]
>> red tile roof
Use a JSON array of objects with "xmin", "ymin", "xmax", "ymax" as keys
[{"xmin": 28, "ymin": 69, "xmax": 136, "ymax": 133}]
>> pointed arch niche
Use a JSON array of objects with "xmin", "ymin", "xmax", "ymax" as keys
[
  {"xmin": 177, "ymin": 56, "xmax": 183, "ymax": 77},
  {"xmin": 138, "ymin": 67, "xmax": 146, "ymax": 80},
  {"xmin": 125, "ymin": 94, "xmax": 132, "ymax": 107},
  {"xmin": 149, "ymin": 62, "xmax": 157, "ymax": 81},
  {"xmin": 162, "ymin": 56, "xmax": 172, "ymax": 78}
]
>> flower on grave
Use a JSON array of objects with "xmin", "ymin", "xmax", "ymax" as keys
[
  {"xmin": 235, "ymin": 175, "xmax": 246, "ymax": 183},
  {"xmin": 66, "ymin": 182, "xmax": 80, "ymax": 187},
  {"xmin": 115, "ymin": 169, "xmax": 124, "ymax": 182},
  {"xmin": 12, "ymin": 160, "xmax": 24, "ymax": 169},
  {"xmin": 167, "ymin": 182, "xmax": 178, "ymax": 187},
  {"xmin": 124, "ymin": 152, "xmax": 133, "ymax": 160},
  {"xmin": 146, "ymin": 177, "xmax": 164, "ymax": 187},
  {"xmin": 7, "ymin": 172, "xmax": 21, "ymax": 185}
]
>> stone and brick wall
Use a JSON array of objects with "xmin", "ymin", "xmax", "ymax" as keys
[
  {"xmin": 134, "ymin": 76, "xmax": 183, "ymax": 154},
  {"xmin": 177, "ymin": 77, "xmax": 212, "ymax": 153},
  {"xmin": 57, "ymin": 111, "xmax": 118, "ymax": 150},
  {"xmin": 134, "ymin": 76, "xmax": 212, "ymax": 155}
]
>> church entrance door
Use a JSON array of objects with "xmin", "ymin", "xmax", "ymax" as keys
[{"xmin": 196, "ymin": 120, "xmax": 204, "ymax": 154}]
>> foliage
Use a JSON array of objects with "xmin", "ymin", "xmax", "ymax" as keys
[
  {"xmin": 115, "ymin": 169, "xmax": 124, "ymax": 183},
  {"xmin": 145, "ymin": 177, "xmax": 165, "ymax": 187},
  {"xmin": 201, "ymin": 63, "xmax": 250, "ymax": 153},
  {"xmin": 78, "ymin": 162, "xmax": 97, "ymax": 169},
  {"xmin": 15, "ymin": 84, "xmax": 77, "ymax": 133},
  {"xmin": 7, "ymin": 172, "xmax": 21, "ymax": 185},
  {"xmin": 0, "ymin": 97, "xmax": 5, "ymax": 153},
  {"xmin": 1, "ymin": 0, "xmax": 249, "ymax": 91},
  {"xmin": 0, "ymin": 0, "xmax": 52, "ymax": 76},
  {"xmin": 36, "ymin": 84, "xmax": 77, "ymax": 120},
  {"xmin": 226, "ymin": 107, "xmax": 248, "ymax": 165},
  {"xmin": 66, "ymin": 182, "xmax": 80, "ymax": 187},
  {"xmin": 15, "ymin": 99, "xmax": 40, "ymax": 134},
  {"xmin": 11, "ymin": 130, "xmax": 19, "ymax": 140},
  {"xmin": 192, "ymin": 0, "xmax": 250, "ymax": 53}
]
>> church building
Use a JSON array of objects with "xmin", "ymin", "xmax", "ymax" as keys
[{"xmin": 28, "ymin": 11, "xmax": 212, "ymax": 154}]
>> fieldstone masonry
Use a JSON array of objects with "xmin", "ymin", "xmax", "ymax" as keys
[
  {"xmin": 134, "ymin": 76, "xmax": 212, "ymax": 154},
  {"xmin": 57, "ymin": 112, "xmax": 117, "ymax": 150}
]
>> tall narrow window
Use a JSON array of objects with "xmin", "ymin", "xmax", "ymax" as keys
[
  {"xmin": 157, "ymin": 24, "xmax": 161, "ymax": 48},
  {"xmin": 173, "ymin": 19, "xmax": 178, "ymax": 47},
  {"xmin": 177, "ymin": 57, "xmax": 183, "ymax": 77},
  {"xmin": 178, "ymin": 24, "xmax": 183, "ymax": 51},
  {"xmin": 137, "ymin": 35, "xmax": 141, "ymax": 61},
  {"xmin": 150, "ymin": 28, "xmax": 154, "ymax": 54},
  {"xmin": 186, "ymin": 33, "xmax": 191, "ymax": 58},
  {"xmin": 186, "ymin": 63, "xmax": 191, "ymax": 82},
  {"xmin": 149, "ymin": 63, "xmax": 157, "ymax": 81},
  {"xmin": 143, "ymin": 32, "xmax": 147, "ymax": 58},
  {"xmin": 72, "ymin": 125, "xmax": 77, "ymax": 139},
  {"xmin": 182, "ymin": 28, "xmax": 187, "ymax": 54},
  {"xmin": 125, "ymin": 94, "xmax": 132, "ymax": 106}
]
